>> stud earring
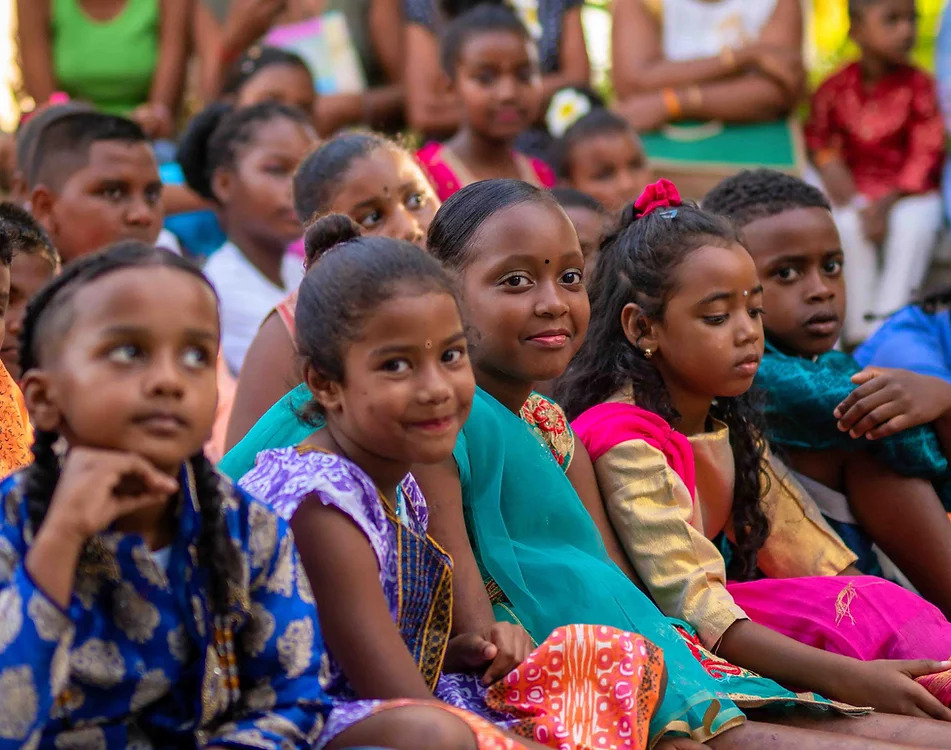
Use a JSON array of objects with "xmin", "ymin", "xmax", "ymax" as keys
[{"xmin": 643, "ymin": 348, "xmax": 653, "ymax": 360}]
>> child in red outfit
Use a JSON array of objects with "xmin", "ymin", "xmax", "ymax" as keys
[{"xmin": 805, "ymin": 0, "xmax": 944, "ymax": 345}]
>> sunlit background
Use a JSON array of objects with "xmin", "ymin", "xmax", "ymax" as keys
[{"xmin": 0, "ymin": 0, "xmax": 946, "ymax": 131}]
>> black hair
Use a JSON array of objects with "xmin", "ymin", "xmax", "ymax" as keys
[
  {"xmin": 552, "ymin": 107, "xmax": 637, "ymax": 178},
  {"xmin": 558, "ymin": 201, "xmax": 770, "ymax": 580},
  {"xmin": 438, "ymin": 0, "xmax": 504, "ymax": 19},
  {"xmin": 19, "ymin": 241, "xmax": 240, "ymax": 618},
  {"xmin": 550, "ymin": 186, "xmax": 607, "ymax": 214},
  {"xmin": 292, "ymin": 131, "xmax": 397, "ymax": 223},
  {"xmin": 222, "ymin": 45, "xmax": 313, "ymax": 95},
  {"xmin": 702, "ymin": 169, "xmax": 831, "ymax": 228},
  {"xmin": 16, "ymin": 102, "xmax": 95, "ymax": 191},
  {"xmin": 428, "ymin": 178, "xmax": 561, "ymax": 270},
  {"xmin": 0, "ymin": 202, "xmax": 58, "ymax": 268},
  {"xmin": 178, "ymin": 101, "xmax": 312, "ymax": 202},
  {"xmin": 30, "ymin": 112, "xmax": 148, "ymax": 191},
  {"xmin": 295, "ymin": 214, "xmax": 458, "ymax": 422},
  {"xmin": 440, "ymin": 3, "xmax": 533, "ymax": 76}
]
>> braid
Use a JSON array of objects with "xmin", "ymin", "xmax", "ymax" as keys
[
  {"xmin": 702, "ymin": 169, "xmax": 830, "ymax": 229},
  {"xmin": 190, "ymin": 453, "xmax": 242, "ymax": 618},
  {"xmin": 22, "ymin": 430, "xmax": 60, "ymax": 537}
]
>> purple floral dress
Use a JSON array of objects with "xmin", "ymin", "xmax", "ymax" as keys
[{"xmin": 239, "ymin": 447, "xmax": 511, "ymax": 746}]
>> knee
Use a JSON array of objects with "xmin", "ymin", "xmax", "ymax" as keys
[{"xmin": 375, "ymin": 705, "xmax": 478, "ymax": 750}]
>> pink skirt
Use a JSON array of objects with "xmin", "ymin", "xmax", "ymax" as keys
[{"xmin": 728, "ymin": 576, "xmax": 951, "ymax": 703}]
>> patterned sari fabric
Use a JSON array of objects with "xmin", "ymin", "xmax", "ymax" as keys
[
  {"xmin": 0, "ymin": 361, "xmax": 32, "ymax": 479},
  {"xmin": 0, "ymin": 463, "xmax": 329, "ymax": 748},
  {"xmin": 239, "ymin": 447, "xmax": 666, "ymax": 750}
]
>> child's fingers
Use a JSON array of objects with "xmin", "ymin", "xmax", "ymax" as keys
[
  {"xmin": 915, "ymin": 686, "xmax": 951, "ymax": 722},
  {"xmin": 112, "ymin": 453, "xmax": 179, "ymax": 496},
  {"xmin": 900, "ymin": 659, "xmax": 951, "ymax": 678},
  {"xmin": 865, "ymin": 414, "xmax": 913, "ymax": 440},
  {"xmin": 113, "ymin": 491, "xmax": 172, "ymax": 518},
  {"xmin": 835, "ymin": 376, "xmax": 889, "ymax": 421},
  {"xmin": 844, "ymin": 401, "xmax": 904, "ymax": 438},
  {"xmin": 849, "ymin": 367, "xmax": 885, "ymax": 387},
  {"xmin": 836, "ymin": 387, "xmax": 894, "ymax": 431},
  {"xmin": 482, "ymin": 651, "xmax": 516, "ymax": 685}
]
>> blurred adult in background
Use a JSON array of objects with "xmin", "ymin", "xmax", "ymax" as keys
[
  {"xmin": 193, "ymin": 0, "xmax": 406, "ymax": 135},
  {"xmin": 17, "ymin": 0, "xmax": 188, "ymax": 138}
]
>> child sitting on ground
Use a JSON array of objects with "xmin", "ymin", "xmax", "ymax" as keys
[
  {"xmin": 804, "ymin": 0, "xmax": 944, "ymax": 344},
  {"xmin": 704, "ymin": 168, "xmax": 951, "ymax": 617},
  {"xmin": 416, "ymin": 4, "xmax": 554, "ymax": 201},
  {"xmin": 553, "ymin": 108, "xmax": 651, "ymax": 214}
]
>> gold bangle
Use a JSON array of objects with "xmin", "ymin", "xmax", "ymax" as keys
[
  {"xmin": 661, "ymin": 87, "xmax": 683, "ymax": 119},
  {"xmin": 813, "ymin": 148, "xmax": 841, "ymax": 168},
  {"xmin": 720, "ymin": 46, "xmax": 738, "ymax": 71}
]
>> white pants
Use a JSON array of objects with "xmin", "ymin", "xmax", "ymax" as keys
[{"xmin": 832, "ymin": 192, "xmax": 943, "ymax": 344}]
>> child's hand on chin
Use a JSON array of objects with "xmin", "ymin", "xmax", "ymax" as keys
[
  {"xmin": 442, "ymin": 622, "xmax": 534, "ymax": 685},
  {"xmin": 834, "ymin": 367, "xmax": 951, "ymax": 439},
  {"xmin": 42, "ymin": 448, "xmax": 179, "ymax": 546}
]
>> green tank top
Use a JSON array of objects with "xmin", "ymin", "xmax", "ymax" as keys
[{"xmin": 51, "ymin": 0, "xmax": 159, "ymax": 115}]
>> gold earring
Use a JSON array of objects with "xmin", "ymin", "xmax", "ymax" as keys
[{"xmin": 643, "ymin": 348, "xmax": 653, "ymax": 360}]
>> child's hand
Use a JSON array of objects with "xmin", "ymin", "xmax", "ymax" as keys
[
  {"xmin": 859, "ymin": 193, "xmax": 897, "ymax": 246},
  {"xmin": 443, "ymin": 622, "xmax": 534, "ymax": 685},
  {"xmin": 42, "ymin": 448, "xmax": 179, "ymax": 546},
  {"xmin": 838, "ymin": 660, "xmax": 951, "ymax": 720},
  {"xmin": 834, "ymin": 367, "xmax": 951, "ymax": 439},
  {"xmin": 816, "ymin": 160, "xmax": 856, "ymax": 207},
  {"xmin": 131, "ymin": 103, "xmax": 172, "ymax": 140}
]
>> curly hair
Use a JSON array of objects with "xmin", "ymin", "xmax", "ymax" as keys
[
  {"xmin": 702, "ymin": 168, "xmax": 831, "ymax": 229},
  {"xmin": 19, "ymin": 241, "xmax": 241, "ymax": 617},
  {"xmin": 558, "ymin": 201, "xmax": 771, "ymax": 579}
]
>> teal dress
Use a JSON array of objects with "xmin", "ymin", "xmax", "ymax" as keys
[{"xmin": 221, "ymin": 384, "xmax": 858, "ymax": 744}]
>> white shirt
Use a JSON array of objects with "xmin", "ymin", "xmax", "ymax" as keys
[
  {"xmin": 203, "ymin": 241, "xmax": 305, "ymax": 374},
  {"xmin": 660, "ymin": 0, "xmax": 777, "ymax": 61}
]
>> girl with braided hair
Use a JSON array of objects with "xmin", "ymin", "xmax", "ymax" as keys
[
  {"xmin": 565, "ymin": 179, "xmax": 951, "ymax": 720},
  {"xmin": 0, "ymin": 241, "xmax": 332, "ymax": 747}
]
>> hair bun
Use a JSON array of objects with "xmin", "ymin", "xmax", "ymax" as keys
[{"xmin": 304, "ymin": 214, "xmax": 363, "ymax": 267}]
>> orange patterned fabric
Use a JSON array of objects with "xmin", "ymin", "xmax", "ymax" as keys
[
  {"xmin": 917, "ymin": 662, "xmax": 951, "ymax": 706},
  {"xmin": 0, "ymin": 361, "xmax": 32, "ymax": 478},
  {"xmin": 487, "ymin": 625, "xmax": 663, "ymax": 750}
]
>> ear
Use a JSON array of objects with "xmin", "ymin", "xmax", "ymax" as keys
[
  {"xmin": 620, "ymin": 302, "xmax": 659, "ymax": 357},
  {"xmin": 29, "ymin": 185, "xmax": 57, "ymax": 235},
  {"xmin": 20, "ymin": 369, "xmax": 62, "ymax": 433},
  {"xmin": 302, "ymin": 362, "xmax": 345, "ymax": 415},
  {"xmin": 210, "ymin": 168, "xmax": 233, "ymax": 205}
]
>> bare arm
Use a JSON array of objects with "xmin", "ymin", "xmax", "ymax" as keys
[
  {"xmin": 225, "ymin": 311, "xmax": 299, "ymax": 451},
  {"xmin": 291, "ymin": 500, "xmax": 434, "ymax": 700},
  {"xmin": 403, "ymin": 23, "xmax": 460, "ymax": 136},
  {"xmin": 17, "ymin": 0, "xmax": 56, "ymax": 106},
  {"xmin": 148, "ymin": 0, "xmax": 189, "ymax": 117},
  {"xmin": 413, "ymin": 457, "xmax": 497, "ymax": 634},
  {"xmin": 565, "ymin": 442, "xmax": 645, "ymax": 589}
]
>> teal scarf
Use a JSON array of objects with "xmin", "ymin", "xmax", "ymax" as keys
[{"xmin": 755, "ymin": 342, "xmax": 951, "ymax": 507}]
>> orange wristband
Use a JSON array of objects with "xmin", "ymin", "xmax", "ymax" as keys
[
  {"xmin": 661, "ymin": 87, "xmax": 682, "ymax": 119},
  {"xmin": 813, "ymin": 148, "xmax": 841, "ymax": 168}
]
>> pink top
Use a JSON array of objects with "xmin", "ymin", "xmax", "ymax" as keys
[{"xmin": 416, "ymin": 142, "xmax": 556, "ymax": 202}]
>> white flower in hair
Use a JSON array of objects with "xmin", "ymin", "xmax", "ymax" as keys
[
  {"xmin": 546, "ymin": 88, "xmax": 592, "ymax": 138},
  {"xmin": 507, "ymin": 0, "xmax": 542, "ymax": 40}
]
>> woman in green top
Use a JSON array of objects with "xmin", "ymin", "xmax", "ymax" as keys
[{"xmin": 17, "ymin": 0, "xmax": 188, "ymax": 137}]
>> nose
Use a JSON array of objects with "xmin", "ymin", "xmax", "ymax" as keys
[
  {"xmin": 126, "ymin": 195, "xmax": 158, "ymax": 227},
  {"xmin": 417, "ymin": 361, "xmax": 452, "ymax": 404},
  {"xmin": 496, "ymin": 75, "xmax": 518, "ymax": 101},
  {"xmin": 805, "ymin": 270, "xmax": 835, "ymax": 302},
  {"xmin": 145, "ymin": 351, "xmax": 185, "ymax": 398},
  {"xmin": 735, "ymin": 308, "xmax": 762, "ymax": 346},
  {"xmin": 534, "ymin": 281, "xmax": 571, "ymax": 318},
  {"xmin": 391, "ymin": 204, "xmax": 424, "ymax": 245}
]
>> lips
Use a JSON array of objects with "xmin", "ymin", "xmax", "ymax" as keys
[
  {"xmin": 733, "ymin": 352, "xmax": 761, "ymax": 376},
  {"xmin": 803, "ymin": 310, "xmax": 841, "ymax": 337},
  {"xmin": 526, "ymin": 329, "xmax": 571, "ymax": 349},
  {"xmin": 492, "ymin": 107, "xmax": 525, "ymax": 125},
  {"xmin": 406, "ymin": 415, "xmax": 457, "ymax": 434},
  {"xmin": 133, "ymin": 412, "xmax": 188, "ymax": 435}
]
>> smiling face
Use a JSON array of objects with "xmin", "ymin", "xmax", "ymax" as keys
[
  {"xmin": 459, "ymin": 200, "xmax": 589, "ymax": 396},
  {"xmin": 565, "ymin": 131, "xmax": 652, "ymax": 213},
  {"xmin": 215, "ymin": 117, "xmax": 317, "ymax": 249},
  {"xmin": 35, "ymin": 140, "xmax": 163, "ymax": 263},
  {"xmin": 452, "ymin": 30, "xmax": 543, "ymax": 141},
  {"xmin": 23, "ymin": 266, "xmax": 220, "ymax": 473},
  {"xmin": 311, "ymin": 290, "xmax": 475, "ymax": 467},
  {"xmin": 742, "ymin": 207, "xmax": 846, "ymax": 357},
  {"xmin": 328, "ymin": 147, "xmax": 440, "ymax": 247},
  {"xmin": 635, "ymin": 243, "xmax": 765, "ymax": 408}
]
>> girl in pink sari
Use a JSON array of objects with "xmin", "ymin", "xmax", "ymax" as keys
[
  {"xmin": 416, "ymin": 4, "xmax": 554, "ymax": 203},
  {"xmin": 561, "ymin": 180, "xmax": 951, "ymax": 716}
]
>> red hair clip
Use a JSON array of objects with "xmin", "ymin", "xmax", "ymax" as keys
[{"xmin": 634, "ymin": 178, "xmax": 682, "ymax": 219}]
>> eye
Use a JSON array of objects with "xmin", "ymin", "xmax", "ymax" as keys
[
  {"xmin": 107, "ymin": 343, "xmax": 144, "ymax": 364},
  {"xmin": 98, "ymin": 186, "xmax": 125, "ymax": 202},
  {"xmin": 381, "ymin": 358, "xmax": 411, "ymax": 374},
  {"xmin": 500, "ymin": 273, "xmax": 532, "ymax": 288},
  {"xmin": 442, "ymin": 346, "xmax": 467, "ymax": 365},
  {"xmin": 145, "ymin": 185, "xmax": 163, "ymax": 206},
  {"xmin": 359, "ymin": 210, "xmax": 383, "ymax": 228},
  {"xmin": 182, "ymin": 345, "xmax": 212, "ymax": 369},
  {"xmin": 517, "ymin": 67, "xmax": 534, "ymax": 83},
  {"xmin": 772, "ymin": 266, "xmax": 801, "ymax": 283},
  {"xmin": 475, "ymin": 70, "xmax": 497, "ymax": 85},
  {"xmin": 702, "ymin": 314, "xmax": 728, "ymax": 325},
  {"xmin": 560, "ymin": 269, "xmax": 583, "ymax": 286},
  {"xmin": 823, "ymin": 259, "xmax": 843, "ymax": 276},
  {"xmin": 406, "ymin": 192, "xmax": 424, "ymax": 210},
  {"xmin": 749, "ymin": 307, "xmax": 766, "ymax": 319}
]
